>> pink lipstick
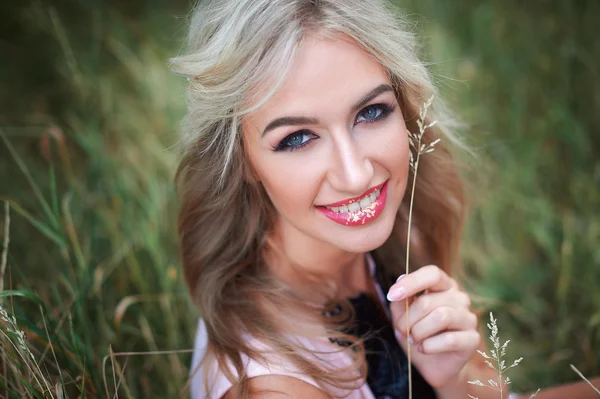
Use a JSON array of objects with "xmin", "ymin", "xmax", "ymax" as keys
[{"xmin": 316, "ymin": 181, "xmax": 388, "ymax": 226}]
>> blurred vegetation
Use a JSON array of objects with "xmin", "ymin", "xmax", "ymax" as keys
[
  {"xmin": 0, "ymin": 0, "xmax": 598, "ymax": 397},
  {"xmin": 398, "ymin": 0, "xmax": 600, "ymax": 392},
  {"xmin": 1, "ymin": 1, "xmax": 194, "ymax": 397}
]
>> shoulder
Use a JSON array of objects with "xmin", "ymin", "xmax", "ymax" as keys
[
  {"xmin": 222, "ymin": 375, "xmax": 333, "ymax": 399},
  {"xmin": 189, "ymin": 319, "xmax": 338, "ymax": 399}
]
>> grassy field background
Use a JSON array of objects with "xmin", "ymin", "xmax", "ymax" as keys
[{"xmin": 0, "ymin": 0, "xmax": 598, "ymax": 397}]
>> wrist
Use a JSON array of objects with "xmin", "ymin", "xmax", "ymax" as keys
[{"xmin": 434, "ymin": 368, "xmax": 469, "ymax": 399}]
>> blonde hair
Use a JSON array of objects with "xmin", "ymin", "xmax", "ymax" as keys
[{"xmin": 170, "ymin": 0, "xmax": 466, "ymax": 397}]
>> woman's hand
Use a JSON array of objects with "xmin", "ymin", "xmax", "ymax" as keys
[{"xmin": 387, "ymin": 265, "xmax": 480, "ymax": 393}]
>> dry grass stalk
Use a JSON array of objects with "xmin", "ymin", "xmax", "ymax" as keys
[
  {"xmin": 467, "ymin": 312, "xmax": 540, "ymax": 399},
  {"xmin": 570, "ymin": 364, "xmax": 600, "ymax": 396},
  {"xmin": 405, "ymin": 96, "xmax": 440, "ymax": 399},
  {"xmin": 0, "ymin": 199, "xmax": 56, "ymax": 398},
  {"xmin": 0, "ymin": 304, "xmax": 55, "ymax": 398},
  {"xmin": 0, "ymin": 201, "xmax": 9, "ymax": 293}
]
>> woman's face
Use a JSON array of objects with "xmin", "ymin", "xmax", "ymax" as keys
[{"xmin": 243, "ymin": 33, "xmax": 410, "ymax": 255}]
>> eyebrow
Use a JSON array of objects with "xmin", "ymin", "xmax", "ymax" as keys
[{"xmin": 261, "ymin": 83, "xmax": 394, "ymax": 137}]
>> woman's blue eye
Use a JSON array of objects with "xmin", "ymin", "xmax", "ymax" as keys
[
  {"xmin": 273, "ymin": 104, "xmax": 394, "ymax": 152},
  {"xmin": 355, "ymin": 103, "xmax": 393, "ymax": 124},
  {"xmin": 275, "ymin": 130, "xmax": 316, "ymax": 151}
]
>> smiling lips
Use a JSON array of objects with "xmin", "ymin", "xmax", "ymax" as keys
[{"xmin": 316, "ymin": 181, "xmax": 388, "ymax": 226}]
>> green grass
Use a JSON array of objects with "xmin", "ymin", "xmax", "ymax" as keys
[
  {"xmin": 1, "ymin": 1, "xmax": 196, "ymax": 397},
  {"xmin": 398, "ymin": 0, "xmax": 600, "ymax": 392},
  {"xmin": 0, "ymin": 0, "xmax": 598, "ymax": 397}
]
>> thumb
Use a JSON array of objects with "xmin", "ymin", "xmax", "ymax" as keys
[
  {"xmin": 389, "ymin": 296, "xmax": 409, "ymax": 320},
  {"xmin": 390, "ymin": 298, "xmax": 417, "ymax": 352},
  {"xmin": 389, "ymin": 297, "xmax": 412, "ymax": 334},
  {"xmin": 387, "ymin": 273, "xmax": 410, "ymax": 324}
]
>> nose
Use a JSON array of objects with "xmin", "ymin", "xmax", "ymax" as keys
[{"xmin": 327, "ymin": 129, "xmax": 374, "ymax": 195}]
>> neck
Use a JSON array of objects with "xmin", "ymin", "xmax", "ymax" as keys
[{"xmin": 266, "ymin": 218, "xmax": 371, "ymax": 298}]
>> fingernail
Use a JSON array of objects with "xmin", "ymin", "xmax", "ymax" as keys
[
  {"xmin": 395, "ymin": 330, "xmax": 404, "ymax": 342},
  {"xmin": 396, "ymin": 274, "xmax": 406, "ymax": 282},
  {"xmin": 409, "ymin": 334, "xmax": 415, "ymax": 345},
  {"xmin": 386, "ymin": 285, "xmax": 406, "ymax": 302},
  {"xmin": 417, "ymin": 344, "xmax": 423, "ymax": 353}
]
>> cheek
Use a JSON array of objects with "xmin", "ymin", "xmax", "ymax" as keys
[
  {"xmin": 378, "ymin": 122, "xmax": 410, "ymax": 173},
  {"xmin": 397, "ymin": 130, "xmax": 411, "ymax": 170},
  {"xmin": 255, "ymin": 160, "xmax": 320, "ymax": 216}
]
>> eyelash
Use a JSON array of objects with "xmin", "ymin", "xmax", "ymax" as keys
[{"xmin": 273, "ymin": 103, "xmax": 396, "ymax": 152}]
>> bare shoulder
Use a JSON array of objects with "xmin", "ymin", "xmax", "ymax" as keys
[{"xmin": 222, "ymin": 375, "xmax": 333, "ymax": 399}]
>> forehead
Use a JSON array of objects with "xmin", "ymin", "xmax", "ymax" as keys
[{"xmin": 246, "ymin": 33, "xmax": 391, "ymax": 127}]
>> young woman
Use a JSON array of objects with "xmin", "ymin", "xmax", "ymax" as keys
[{"xmin": 170, "ymin": 1, "xmax": 599, "ymax": 398}]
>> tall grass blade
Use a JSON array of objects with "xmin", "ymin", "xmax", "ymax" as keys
[
  {"xmin": 7, "ymin": 202, "xmax": 67, "ymax": 249},
  {"xmin": 0, "ymin": 132, "xmax": 61, "ymax": 231}
]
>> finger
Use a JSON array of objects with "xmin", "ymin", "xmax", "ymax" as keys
[
  {"xmin": 394, "ymin": 290, "xmax": 471, "ymax": 331},
  {"xmin": 388, "ymin": 274, "xmax": 411, "ymax": 319},
  {"xmin": 386, "ymin": 265, "xmax": 455, "ymax": 302},
  {"xmin": 409, "ymin": 307, "xmax": 478, "ymax": 344},
  {"xmin": 419, "ymin": 330, "xmax": 481, "ymax": 355},
  {"xmin": 398, "ymin": 290, "xmax": 471, "ymax": 326},
  {"xmin": 389, "ymin": 296, "xmax": 414, "ymax": 325}
]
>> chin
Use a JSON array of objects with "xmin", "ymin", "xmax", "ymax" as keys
[{"xmin": 322, "ymin": 211, "xmax": 397, "ymax": 254}]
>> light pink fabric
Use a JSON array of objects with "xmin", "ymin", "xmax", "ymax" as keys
[{"xmin": 189, "ymin": 255, "xmax": 382, "ymax": 399}]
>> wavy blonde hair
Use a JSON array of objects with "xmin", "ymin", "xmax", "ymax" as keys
[{"xmin": 170, "ymin": 0, "xmax": 467, "ymax": 397}]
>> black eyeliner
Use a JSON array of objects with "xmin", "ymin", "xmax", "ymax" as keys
[
  {"xmin": 358, "ymin": 103, "xmax": 396, "ymax": 125},
  {"xmin": 273, "ymin": 103, "xmax": 396, "ymax": 152},
  {"xmin": 273, "ymin": 130, "xmax": 317, "ymax": 152}
]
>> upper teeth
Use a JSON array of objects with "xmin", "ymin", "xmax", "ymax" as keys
[{"xmin": 326, "ymin": 189, "xmax": 381, "ymax": 213}]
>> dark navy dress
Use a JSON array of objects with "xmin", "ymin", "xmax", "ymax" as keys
[{"xmin": 328, "ymin": 257, "xmax": 437, "ymax": 399}]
